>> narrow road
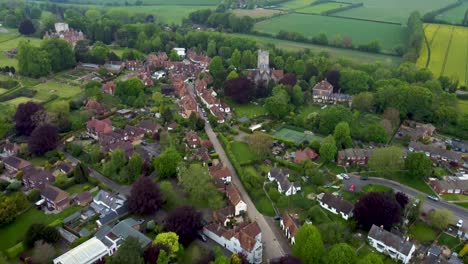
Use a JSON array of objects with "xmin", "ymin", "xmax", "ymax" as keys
[
  {"xmin": 346, "ymin": 174, "xmax": 468, "ymax": 231},
  {"xmin": 185, "ymin": 81, "xmax": 291, "ymax": 260},
  {"xmin": 63, "ymin": 152, "xmax": 131, "ymax": 196}
]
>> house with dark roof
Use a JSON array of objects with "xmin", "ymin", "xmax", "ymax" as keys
[
  {"xmin": 280, "ymin": 213, "xmax": 300, "ymax": 245},
  {"xmin": 317, "ymin": 192, "xmax": 354, "ymax": 220},
  {"xmin": 91, "ymin": 190, "xmax": 128, "ymax": 227},
  {"xmin": 367, "ymin": 224, "xmax": 416, "ymax": 264},
  {"xmin": 213, "ymin": 206, "xmax": 235, "ymax": 226},
  {"xmin": 409, "ymin": 141, "xmax": 462, "ymax": 164},
  {"xmin": 41, "ymin": 185, "xmax": 70, "ymax": 212},
  {"xmin": 1, "ymin": 141, "xmax": 19, "ymax": 157},
  {"xmin": 185, "ymin": 131, "xmax": 201, "ymax": 149},
  {"xmin": 203, "ymin": 221, "xmax": 262, "ymax": 264},
  {"xmin": 74, "ymin": 191, "xmax": 93, "ymax": 206},
  {"xmin": 268, "ymin": 168, "xmax": 301, "ymax": 196},
  {"xmin": 54, "ymin": 161, "xmax": 74, "ymax": 176},
  {"xmin": 95, "ymin": 218, "xmax": 151, "ymax": 252},
  {"xmin": 226, "ymin": 184, "xmax": 247, "ymax": 216},
  {"xmin": 2, "ymin": 156, "xmax": 31, "ymax": 174},
  {"xmin": 429, "ymin": 177, "xmax": 468, "ymax": 195},
  {"xmin": 137, "ymin": 120, "xmax": 161, "ymax": 134},
  {"xmin": 23, "ymin": 168, "xmax": 55, "ymax": 190},
  {"xmin": 337, "ymin": 148, "xmax": 373, "ymax": 166}
]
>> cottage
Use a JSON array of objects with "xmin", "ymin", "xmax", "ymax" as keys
[
  {"xmin": 124, "ymin": 125, "xmax": 145, "ymax": 141},
  {"xmin": 41, "ymin": 185, "xmax": 70, "ymax": 212},
  {"xmin": 23, "ymin": 168, "xmax": 55, "ymax": 190},
  {"xmin": 317, "ymin": 192, "xmax": 354, "ymax": 220},
  {"xmin": 429, "ymin": 178, "xmax": 468, "ymax": 195},
  {"xmin": 186, "ymin": 131, "xmax": 201, "ymax": 149},
  {"xmin": 268, "ymin": 168, "xmax": 301, "ymax": 196},
  {"xmin": 280, "ymin": 213, "xmax": 299, "ymax": 244},
  {"xmin": 210, "ymin": 163, "xmax": 232, "ymax": 184},
  {"xmin": 294, "ymin": 148, "xmax": 319, "ymax": 163},
  {"xmin": 179, "ymin": 95, "xmax": 198, "ymax": 118},
  {"xmin": 337, "ymin": 148, "xmax": 373, "ymax": 166},
  {"xmin": 102, "ymin": 81, "xmax": 116, "ymax": 95},
  {"xmin": 55, "ymin": 161, "xmax": 74, "ymax": 175},
  {"xmin": 2, "ymin": 156, "xmax": 31, "ymax": 174},
  {"xmin": 226, "ymin": 184, "xmax": 247, "ymax": 216},
  {"xmin": 53, "ymin": 237, "xmax": 110, "ymax": 264},
  {"xmin": 367, "ymin": 224, "xmax": 416, "ymax": 264},
  {"xmin": 203, "ymin": 221, "xmax": 262, "ymax": 264},
  {"xmin": 74, "ymin": 191, "xmax": 93, "ymax": 206},
  {"xmin": 86, "ymin": 118, "xmax": 113, "ymax": 139}
]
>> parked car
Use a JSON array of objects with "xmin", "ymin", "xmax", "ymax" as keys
[
  {"xmin": 342, "ymin": 173, "xmax": 350, "ymax": 180},
  {"xmin": 141, "ymin": 141, "xmax": 147, "ymax": 146},
  {"xmin": 360, "ymin": 176, "xmax": 368, "ymax": 180},
  {"xmin": 456, "ymin": 219, "xmax": 463, "ymax": 228},
  {"xmin": 336, "ymin": 174, "xmax": 344, "ymax": 180},
  {"xmin": 427, "ymin": 195, "xmax": 439, "ymax": 201},
  {"xmin": 273, "ymin": 215, "xmax": 281, "ymax": 221}
]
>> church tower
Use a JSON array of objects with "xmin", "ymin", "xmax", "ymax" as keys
[{"xmin": 257, "ymin": 50, "xmax": 269, "ymax": 71}]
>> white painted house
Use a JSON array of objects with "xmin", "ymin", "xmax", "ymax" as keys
[
  {"xmin": 367, "ymin": 225, "xmax": 416, "ymax": 264},
  {"xmin": 204, "ymin": 222, "xmax": 262, "ymax": 264},
  {"xmin": 226, "ymin": 184, "xmax": 247, "ymax": 216},
  {"xmin": 317, "ymin": 192, "xmax": 354, "ymax": 220},
  {"xmin": 280, "ymin": 213, "xmax": 299, "ymax": 245},
  {"xmin": 268, "ymin": 168, "xmax": 301, "ymax": 196}
]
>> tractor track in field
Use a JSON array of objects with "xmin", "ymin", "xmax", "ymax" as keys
[
  {"xmin": 424, "ymin": 24, "xmax": 441, "ymax": 68},
  {"xmin": 440, "ymin": 26, "xmax": 455, "ymax": 77},
  {"xmin": 465, "ymin": 29, "xmax": 468, "ymax": 85}
]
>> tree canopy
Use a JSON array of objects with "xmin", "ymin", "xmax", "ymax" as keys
[
  {"xmin": 153, "ymin": 148, "xmax": 182, "ymax": 179},
  {"xmin": 354, "ymin": 192, "xmax": 401, "ymax": 230},
  {"xmin": 293, "ymin": 224, "xmax": 324, "ymax": 264},
  {"xmin": 128, "ymin": 176, "xmax": 163, "ymax": 215}
]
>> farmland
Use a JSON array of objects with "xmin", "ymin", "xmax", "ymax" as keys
[
  {"xmin": 254, "ymin": 13, "xmax": 406, "ymax": 52},
  {"xmin": 296, "ymin": 2, "xmax": 351, "ymax": 14},
  {"xmin": 277, "ymin": 0, "xmax": 316, "ymax": 10},
  {"xmin": 0, "ymin": 33, "xmax": 42, "ymax": 68},
  {"xmin": 231, "ymin": 33, "xmax": 402, "ymax": 66},
  {"xmin": 436, "ymin": 2, "xmax": 468, "ymax": 24},
  {"xmin": 417, "ymin": 24, "xmax": 468, "ymax": 85},
  {"xmin": 333, "ymin": 0, "xmax": 458, "ymax": 24},
  {"xmin": 233, "ymin": 8, "xmax": 283, "ymax": 18}
]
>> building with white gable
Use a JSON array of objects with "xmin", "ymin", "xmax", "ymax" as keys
[{"xmin": 367, "ymin": 224, "xmax": 416, "ymax": 264}]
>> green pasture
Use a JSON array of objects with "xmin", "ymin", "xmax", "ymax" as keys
[
  {"xmin": 0, "ymin": 88, "xmax": 8, "ymax": 95},
  {"xmin": 1, "ymin": 97, "xmax": 40, "ymax": 106},
  {"xmin": 278, "ymin": 0, "xmax": 316, "ymax": 10},
  {"xmin": 231, "ymin": 33, "xmax": 401, "ymax": 66},
  {"xmin": 335, "ymin": 0, "xmax": 458, "ymax": 24},
  {"xmin": 233, "ymin": 8, "xmax": 283, "ymax": 18},
  {"xmin": 436, "ymin": 2, "xmax": 468, "ymax": 24},
  {"xmin": 254, "ymin": 14, "xmax": 406, "ymax": 52},
  {"xmin": 32, "ymin": 81, "xmax": 82, "ymax": 101},
  {"xmin": 47, "ymin": 0, "xmax": 221, "ymax": 5},
  {"xmin": 274, "ymin": 127, "xmax": 324, "ymax": 144},
  {"xmin": 296, "ymin": 2, "xmax": 350, "ymax": 14}
]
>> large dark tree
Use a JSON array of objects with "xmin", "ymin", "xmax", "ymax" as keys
[
  {"xmin": 128, "ymin": 176, "xmax": 163, "ymax": 215},
  {"xmin": 224, "ymin": 77, "xmax": 255, "ymax": 104},
  {"xmin": 144, "ymin": 244, "xmax": 170, "ymax": 264},
  {"xmin": 74, "ymin": 162, "xmax": 89, "ymax": 183},
  {"xmin": 271, "ymin": 255, "xmax": 302, "ymax": 264},
  {"xmin": 395, "ymin": 192, "xmax": 409, "ymax": 209},
  {"xmin": 28, "ymin": 124, "xmax": 59, "ymax": 155},
  {"xmin": 354, "ymin": 192, "xmax": 401, "ymax": 230},
  {"xmin": 165, "ymin": 205, "xmax": 202, "ymax": 246},
  {"xmin": 24, "ymin": 223, "xmax": 60, "ymax": 248},
  {"xmin": 325, "ymin": 70, "xmax": 340, "ymax": 92},
  {"xmin": 279, "ymin": 73, "xmax": 297, "ymax": 87},
  {"xmin": 18, "ymin": 19, "xmax": 36, "ymax": 35},
  {"xmin": 14, "ymin": 101, "xmax": 43, "ymax": 136}
]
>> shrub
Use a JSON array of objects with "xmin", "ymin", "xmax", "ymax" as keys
[
  {"xmin": 27, "ymin": 189, "xmax": 41, "ymax": 202},
  {"xmin": 5, "ymin": 243, "xmax": 25, "ymax": 259}
]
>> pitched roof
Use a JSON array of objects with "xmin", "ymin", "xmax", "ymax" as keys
[
  {"xmin": 42, "ymin": 185, "xmax": 69, "ymax": 202},
  {"xmin": 98, "ymin": 219, "xmax": 152, "ymax": 248},
  {"xmin": 269, "ymin": 168, "xmax": 295, "ymax": 191},
  {"xmin": 210, "ymin": 164, "xmax": 231, "ymax": 180},
  {"xmin": 24, "ymin": 168, "xmax": 55, "ymax": 189},
  {"xmin": 226, "ymin": 184, "xmax": 243, "ymax": 206},
  {"xmin": 236, "ymin": 222, "xmax": 261, "ymax": 252},
  {"xmin": 313, "ymin": 80, "xmax": 333, "ymax": 92},
  {"xmin": 3, "ymin": 156, "xmax": 31, "ymax": 170},
  {"xmin": 213, "ymin": 206, "xmax": 235, "ymax": 224},
  {"xmin": 137, "ymin": 120, "xmax": 160, "ymax": 132},
  {"xmin": 87, "ymin": 118, "xmax": 112, "ymax": 134},
  {"xmin": 320, "ymin": 192, "xmax": 354, "ymax": 215},
  {"xmin": 282, "ymin": 212, "xmax": 299, "ymax": 237},
  {"xmin": 368, "ymin": 224, "xmax": 414, "ymax": 255},
  {"xmin": 75, "ymin": 191, "xmax": 92, "ymax": 203},
  {"xmin": 294, "ymin": 147, "xmax": 318, "ymax": 163},
  {"xmin": 53, "ymin": 237, "xmax": 109, "ymax": 264}
]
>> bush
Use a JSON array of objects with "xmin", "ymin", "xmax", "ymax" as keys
[
  {"xmin": 6, "ymin": 180, "xmax": 22, "ymax": 192},
  {"xmin": 5, "ymin": 243, "xmax": 25, "ymax": 259},
  {"xmin": 0, "ymin": 179, "xmax": 9, "ymax": 191},
  {"xmin": 27, "ymin": 189, "xmax": 41, "ymax": 202}
]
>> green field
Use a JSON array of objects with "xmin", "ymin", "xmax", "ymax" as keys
[
  {"xmin": 436, "ymin": 2, "xmax": 468, "ymax": 24},
  {"xmin": 0, "ymin": 207, "xmax": 80, "ymax": 250},
  {"xmin": 0, "ymin": 33, "xmax": 42, "ymax": 68},
  {"xmin": 254, "ymin": 14, "xmax": 406, "ymax": 52},
  {"xmin": 233, "ymin": 8, "xmax": 283, "ymax": 18},
  {"xmin": 274, "ymin": 127, "xmax": 324, "ymax": 144},
  {"xmin": 230, "ymin": 142, "xmax": 259, "ymax": 164},
  {"xmin": 38, "ymin": 0, "xmax": 221, "ymax": 5},
  {"xmin": 458, "ymin": 99, "xmax": 468, "ymax": 115},
  {"xmin": 296, "ymin": 2, "xmax": 350, "ymax": 14},
  {"xmin": 278, "ymin": 0, "xmax": 316, "ymax": 10},
  {"xmin": 334, "ymin": 0, "xmax": 458, "ymax": 24},
  {"xmin": 417, "ymin": 24, "xmax": 468, "ymax": 85},
  {"xmin": 231, "ymin": 33, "xmax": 401, "ymax": 66},
  {"xmin": 32, "ymin": 81, "xmax": 82, "ymax": 101},
  {"xmin": 409, "ymin": 221, "xmax": 438, "ymax": 242}
]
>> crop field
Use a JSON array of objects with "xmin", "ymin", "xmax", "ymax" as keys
[
  {"xmin": 277, "ymin": 0, "xmax": 316, "ymax": 10},
  {"xmin": 334, "ymin": 0, "xmax": 458, "ymax": 24},
  {"xmin": 436, "ymin": 2, "xmax": 468, "ymax": 24},
  {"xmin": 296, "ymin": 2, "xmax": 350, "ymax": 14},
  {"xmin": 274, "ymin": 128, "xmax": 324, "ymax": 144},
  {"xmin": 233, "ymin": 8, "xmax": 283, "ymax": 18},
  {"xmin": 418, "ymin": 24, "xmax": 468, "ymax": 85},
  {"xmin": 254, "ymin": 14, "xmax": 406, "ymax": 52}
]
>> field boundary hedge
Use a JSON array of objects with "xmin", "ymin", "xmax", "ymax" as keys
[
  {"xmin": 322, "ymin": 2, "xmax": 363, "ymax": 15},
  {"xmin": 327, "ymin": 14, "xmax": 402, "ymax": 25},
  {"xmin": 422, "ymin": 0, "xmax": 464, "ymax": 24}
]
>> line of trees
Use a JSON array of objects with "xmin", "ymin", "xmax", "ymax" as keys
[
  {"xmin": 187, "ymin": 9, "xmax": 255, "ymax": 33},
  {"xmin": 403, "ymin": 11, "xmax": 424, "ymax": 62}
]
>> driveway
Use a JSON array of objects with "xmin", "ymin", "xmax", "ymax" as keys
[{"xmin": 344, "ymin": 174, "xmax": 468, "ymax": 231}]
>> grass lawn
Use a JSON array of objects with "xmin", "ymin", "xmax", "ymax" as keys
[
  {"xmin": 256, "ymin": 197, "xmax": 276, "ymax": 216},
  {"xmin": 441, "ymin": 194, "xmax": 468, "ymax": 201},
  {"xmin": 182, "ymin": 243, "xmax": 208, "ymax": 264},
  {"xmin": 32, "ymin": 81, "xmax": 82, "ymax": 101},
  {"xmin": 230, "ymin": 141, "xmax": 259, "ymax": 164},
  {"xmin": 66, "ymin": 183, "xmax": 92, "ymax": 194},
  {"xmin": 456, "ymin": 202, "xmax": 468, "ymax": 209},
  {"xmin": 254, "ymin": 14, "xmax": 406, "ymax": 53},
  {"xmin": 226, "ymin": 99, "xmax": 266, "ymax": 119},
  {"xmin": 409, "ymin": 221, "xmax": 438, "ymax": 242},
  {"xmin": 0, "ymin": 207, "xmax": 81, "ymax": 251},
  {"xmin": 362, "ymin": 184, "xmax": 392, "ymax": 193},
  {"xmin": 389, "ymin": 172, "xmax": 436, "ymax": 195},
  {"xmin": 438, "ymin": 232, "xmax": 462, "ymax": 250},
  {"xmin": 278, "ymin": 0, "xmax": 316, "ymax": 10},
  {"xmin": 231, "ymin": 33, "xmax": 401, "ymax": 66}
]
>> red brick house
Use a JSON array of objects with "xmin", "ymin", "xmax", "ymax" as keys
[
  {"xmin": 186, "ymin": 131, "xmax": 201, "ymax": 149},
  {"xmin": 337, "ymin": 148, "xmax": 373, "ymax": 166}
]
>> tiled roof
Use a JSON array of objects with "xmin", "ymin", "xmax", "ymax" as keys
[
  {"xmin": 42, "ymin": 185, "xmax": 69, "ymax": 202},
  {"xmin": 368, "ymin": 224, "xmax": 414, "ymax": 255},
  {"xmin": 282, "ymin": 213, "xmax": 299, "ymax": 237},
  {"xmin": 3, "ymin": 156, "xmax": 31, "ymax": 170},
  {"xmin": 320, "ymin": 192, "xmax": 354, "ymax": 215},
  {"xmin": 226, "ymin": 184, "xmax": 243, "ymax": 206},
  {"xmin": 294, "ymin": 147, "xmax": 318, "ymax": 163}
]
